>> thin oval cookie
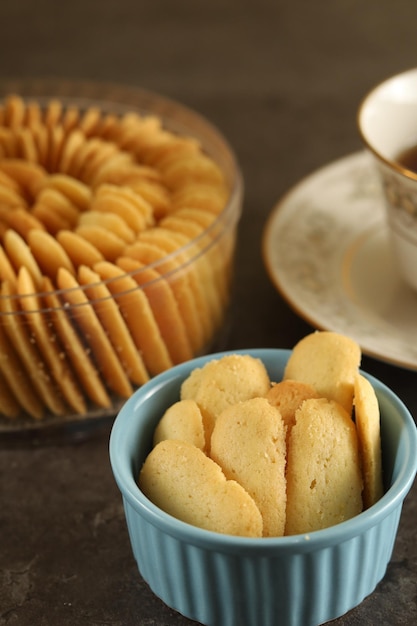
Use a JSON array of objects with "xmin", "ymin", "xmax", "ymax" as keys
[
  {"xmin": 285, "ymin": 398, "xmax": 363, "ymax": 535},
  {"xmin": 136, "ymin": 228, "xmax": 206, "ymax": 353},
  {"xmin": 75, "ymin": 224, "xmax": 126, "ymax": 262},
  {"xmin": 0, "ymin": 180, "xmax": 27, "ymax": 208},
  {"xmin": 3, "ymin": 229, "xmax": 43, "ymax": 289},
  {"xmin": 211, "ymin": 397, "xmax": 287, "ymax": 537},
  {"xmin": 93, "ymin": 261, "xmax": 173, "ymax": 376},
  {"xmin": 266, "ymin": 380, "xmax": 319, "ymax": 443},
  {"xmin": 56, "ymin": 230, "xmax": 104, "ymax": 269},
  {"xmin": 160, "ymin": 214, "xmax": 228, "ymax": 307},
  {"xmin": 17, "ymin": 267, "xmax": 86, "ymax": 414},
  {"xmin": 283, "ymin": 331, "xmax": 362, "ymax": 415},
  {"xmin": 153, "ymin": 399, "xmax": 205, "ymax": 451},
  {"xmin": 56, "ymin": 268, "xmax": 132, "ymax": 399},
  {"xmin": 171, "ymin": 182, "xmax": 228, "ymax": 214},
  {"xmin": 77, "ymin": 265, "xmax": 149, "ymax": 386},
  {"xmin": 181, "ymin": 354, "xmax": 271, "ymax": 447},
  {"xmin": 4, "ymin": 208, "xmax": 45, "ymax": 240},
  {"xmin": 0, "ymin": 281, "xmax": 66, "ymax": 416},
  {"xmin": 0, "ymin": 324, "xmax": 44, "ymax": 419},
  {"xmin": 0, "ymin": 244, "xmax": 17, "ymax": 285},
  {"xmin": 148, "ymin": 227, "xmax": 215, "ymax": 344},
  {"xmin": 37, "ymin": 173, "xmax": 92, "ymax": 211},
  {"xmin": 117, "ymin": 255, "xmax": 193, "ymax": 364},
  {"xmin": 354, "ymin": 373, "xmax": 384, "ymax": 509},
  {"xmin": 77, "ymin": 211, "xmax": 135, "ymax": 244},
  {"xmin": 27, "ymin": 229, "xmax": 75, "ymax": 280},
  {"xmin": 33, "ymin": 187, "xmax": 80, "ymax": 229},
  {"xmin": 139, "ymin": 439, "xmax": 263, "ymax": 538},
  {"xmin": 0, "ymin": 159, "xmax": 47, "ymax": 200},
  {"xmin": 41, "ymin": 276, "xmax": 110, "ymax": 409},
  {"xmin": 123, "ymin": 240, "xmax": 195, "ymax": 359}
]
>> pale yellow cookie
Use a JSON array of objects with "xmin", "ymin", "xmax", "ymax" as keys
[
  {"xmin": 171, "ymin": 207, "xmax": 216, "ymax": 229},
  {"xmin": 171, "ymin": 182, "xmax": 228, "ymax": 214},
  {"xmin": 41, "ymin": 276, "xmax": 111, "ymax": 409},
  {"xmin": 31, "ymin": 202, "xmax": 72, "ymax": 234},
  {"xmin": 126, "ymin": 177, "xmax": 171, "ymax": 220},
  {"xmin": 139, "ymin": 439, "xmax": 263, "ymax": 537},
  {"xmin": 113, "ymin": 185, "xmax": 155, "ymax": 227},
  {"xmin": 0, "ymin": 281, "xmax": 66, "ymax": 416},
  {"xmin": 30, "ymin": 123, "xmax": 49, "ymax": 168},
  {"xmin": 0, "ymin": 244, "xmax": 17, "ymax": 284},
  {"xmin": 77, "ymin": 264, "xmax": 149, "ymax": 386},
  {"xmin": 92, "ymin": 112, "xmax": 119, "ymax": 141},
  {"xmin": 61, "ymin": 106, "xmax": 80, "ymax": 135},
  {"xmin": 57, "ymin": 268, "xmax": 132, "ymax": 399},
  {"xmin": 27, "ymin": 229, "xmax": 76, "ymax": 279},
  {"xmin": 58, "ymin": 129, "xmax": 86, "ymax": 175},
  {"xmin": 123, "ymin": 239, "xmax": 193, "ymax": 363},
  {"xmin": 43, "ymin": 99, "xmax": 63, "ymax": 129},
  {"xmin": 32, "ymin": 187, "xmax": 80, "ymax": 229},
  {"xmin": 77, "ymin": 210, "xmax": 135, "ymax": 244},
  {"xmin": 75, "ymin": 224, "xmax": 126, "ymax": 262},
  {"xmin": 141, "ymin": 134, "xmax": 200, "ymax": 169},
  {"xmin": 4, "ymin": 208, "xmax": 45, "ymax": 240},
  {"xmin": 16, "ymin": 126, "xmax": 38, "ymax": 163},
  {"xmin": 116, "ymin": 256, "xmax": 193, "ymax": 365},
  {"xmin": 160, "ymin": 214, "xmax": 228, "ymax": 307},
  {"xmin": 283, "ymin": 331, "xmax": 362, "ymax": 415},
  {"xmin": 46, "ymin": 124, "xmax": 65, "ymax": 173},
  {"xmin": 142, "ymin": 228, "xmax": 214, "ymax": 345},
  {"xmin": 153, "ymin": 399, "xmax": 205, "ymax": 451},
  {"xmin": 160, "ymin": 152, "xmax": 226, "ymax": 191},
  {"xmin": 90, "ymin": 184, "xmax": 148, "ymax": 233},
  {"xmin": 0, "ymin": 179, "xmax": 27, "ymax": 208},
  {"xmin": 3, "ymin": 94, "xmax": 25, "ymax": 129},
  {"xmin": 3, "ymin": 229, "xmax": 43, "ymax": 289},
  {"xmin": 93, "ymin": 261, "xmax": 173, "ymax": 376},
  {"xmin": 0, "ymin": 168, "xmax": 20, "ymax": 192},
  {"xmin": 0, "ymin": 127, "xmax": 19, "ymax": 158},
  {"xmin": 56, "ymin": 230, "xmax": 104, "ymax": 269},
  {"xmin": 89, "ymin": 152, "xmax": 135, "ymax": 188},
  {"xmin": 37, "ymin": 173, "xmax": 92, "ymax": 211},
  {"xmin": 90, "ymin": 183, "xmax": 154, "ymax": 232},
  {"xmin": 354, "ymin": 374, "xmax": 384, "ymax": 509},
  {"xmin": 136, "ymin": 228, "xmax": 207, "ymax": 352},
  {"xmin": 285, "ymin": 398, "xmax": 363, "ymax": 535},
  {"xmin": 0, "ymin": 324, "xmax": 44, "ymax": 419},
  {"xmin": 123, "ymin": 235, "xmax": 202, "ymax": 341},
  {"xmin": 17, "ymin": 267, "xmax": 86, "ymax": 414},
  {"xmin": 266, "ymin": 380, "xmax": 320, "ymax": 440},
  {"xmin": 76, "ymin": 140, "xmax": 119, "ymax": 184},
  {"xmin": 0, "ymin": 159, "xmax": 47, "ymax": 200},
  {"xmin": 23, "ymin": 99, "xmax": 41, "ymax": 126},
  {"xmin": 180, "ymin": 354, "xmax": 271, "ymax": 446},
  {"xmin": 211, "ymin": 397, "xmax": 287, "ymax": 537},
  {"xmin": 78, "ymin": 106, "xmax": 102, "ymax": 137}
]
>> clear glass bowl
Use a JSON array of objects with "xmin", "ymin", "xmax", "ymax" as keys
[{"xmin": 0, "ymin": 79, "xmax": 243, "ymax": 439}]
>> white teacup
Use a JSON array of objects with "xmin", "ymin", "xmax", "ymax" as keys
[{"xmin": 358, "ymin": 68, "xmax": 417, "ymax": 292}]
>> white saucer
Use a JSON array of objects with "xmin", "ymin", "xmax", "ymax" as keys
[{"xmin": 263, "ymin": 151, "xmax": 417, "ymax": 370}]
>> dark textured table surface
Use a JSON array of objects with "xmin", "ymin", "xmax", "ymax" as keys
[{"xmin": 0, "ymin": 1, "xmax": 416, "ymax": 625}]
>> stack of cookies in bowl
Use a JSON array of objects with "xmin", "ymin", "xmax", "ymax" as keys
[{"xmin": 0, "ymin": 83, "xmax": 242, "ymax": 428}]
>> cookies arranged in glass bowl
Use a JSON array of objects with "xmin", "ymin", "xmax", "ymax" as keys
[{"xmin": 0, "ymin": 80, "xmax": 243, "ymax": 436}]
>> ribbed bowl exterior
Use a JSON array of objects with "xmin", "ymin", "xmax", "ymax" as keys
[
  {"xmin": 110, "ymin": 349, "xmax": 417, "ymax": 626},
  {"xmin": 124, "ymin": 498, "xmax": 401, "ymax": 626}
]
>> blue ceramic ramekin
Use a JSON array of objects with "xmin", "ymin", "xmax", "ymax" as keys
[{"xmin": 110, "ymin": 349, "xmax": 417, "ymax": 626}]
